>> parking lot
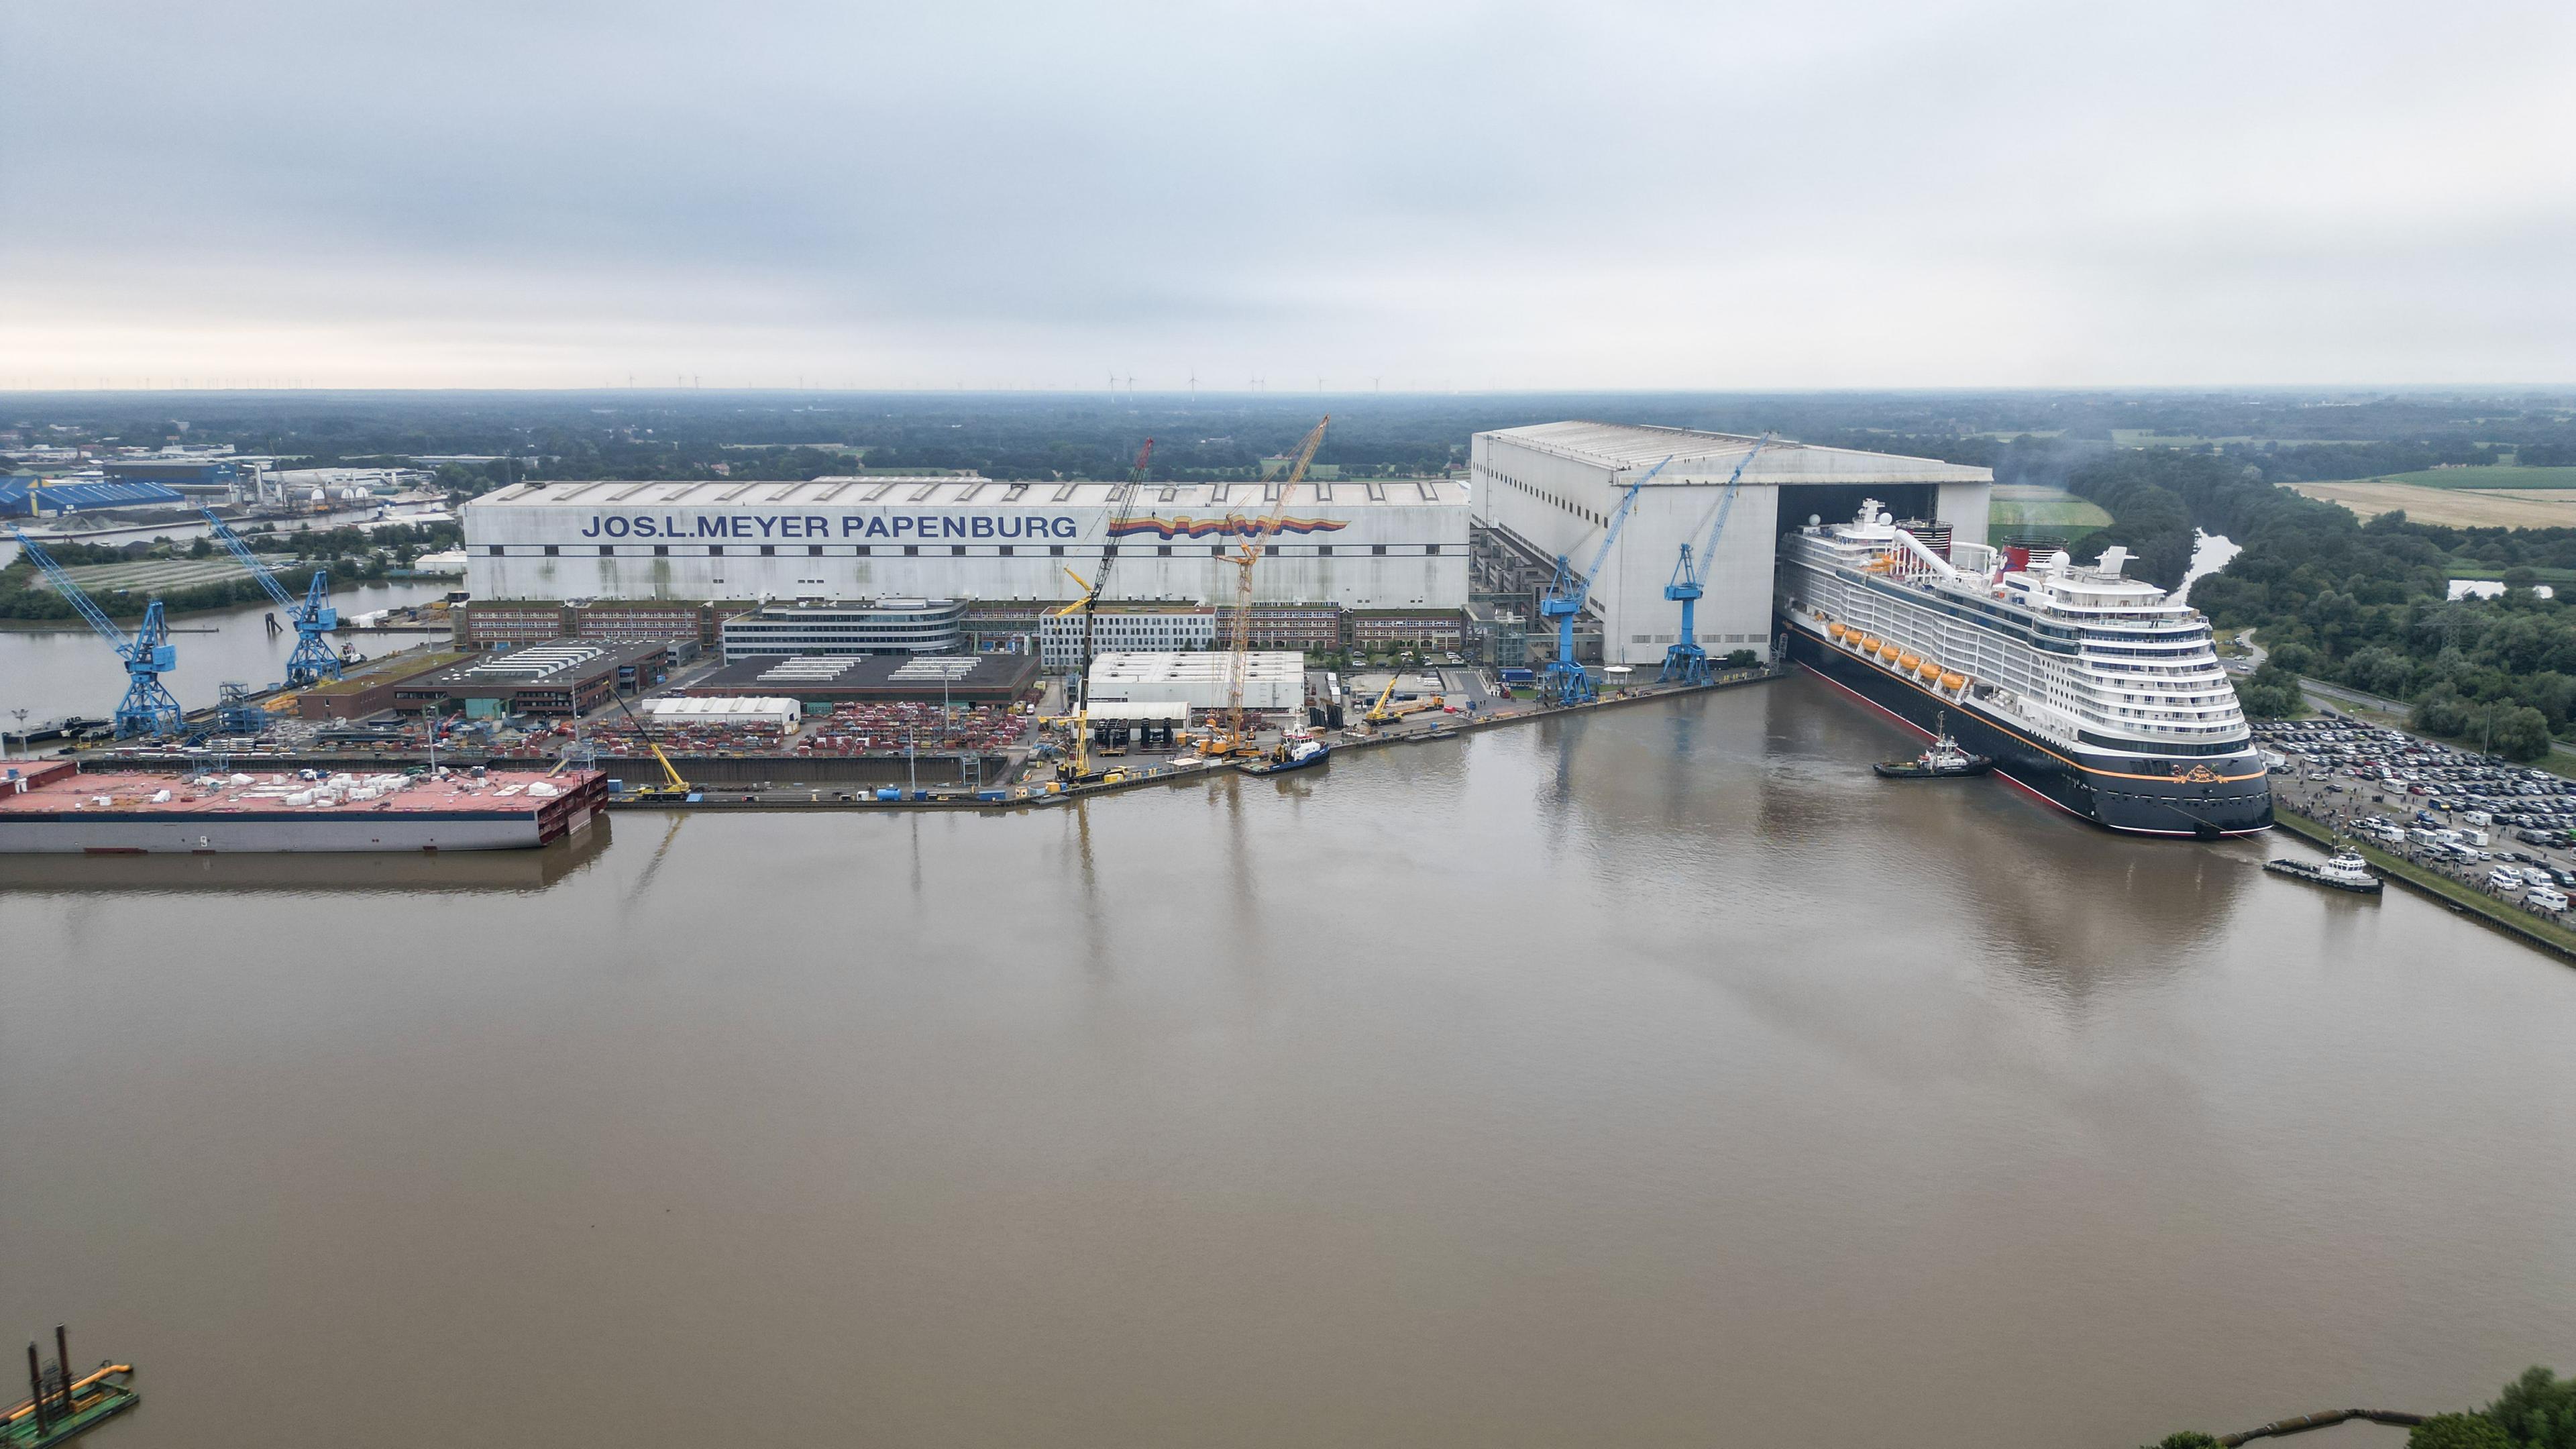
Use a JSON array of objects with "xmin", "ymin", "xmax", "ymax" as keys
[{"xmin": 2257, "ymin": 714, "xmax": 2576, "ymax": 920}]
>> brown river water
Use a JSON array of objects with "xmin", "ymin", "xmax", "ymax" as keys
[{"xmin": 5, "ymin": 676, "xmax": 2573, "ymax": 1447}]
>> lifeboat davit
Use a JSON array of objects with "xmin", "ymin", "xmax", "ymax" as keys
[
  {"xmin": 1876, "ymin": 641, "xmax": 1900, "ymax": 661},
  {"xmin": 1859, "ymin": 635, "xmax": 1882, "ymax": 653}
]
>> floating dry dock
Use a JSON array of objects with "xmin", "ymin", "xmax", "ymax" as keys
[{"xmin": 0, "ymin": 759, "xmax": 608, "ymax": 853}]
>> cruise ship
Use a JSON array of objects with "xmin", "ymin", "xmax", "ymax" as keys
[{"xmin": 1776, "ymin": 502, "xmax": 2271, "ymax": 837}]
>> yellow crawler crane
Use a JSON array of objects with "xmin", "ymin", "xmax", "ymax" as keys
[{"xmin": 1200, "ymin": 416, "xmax": 1330, "ymax": 759}]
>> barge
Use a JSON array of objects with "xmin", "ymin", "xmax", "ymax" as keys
[{"xmin": 0, "ymin": 759, "xmax": 607, "ymax": 853}]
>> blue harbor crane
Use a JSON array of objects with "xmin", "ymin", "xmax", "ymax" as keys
[
  {"xmin": 8, "ymin": 528, "xmax": 185, "ymax": 737},
  {"xmin": 1536, "ymin": 454, "xmax": 1672, "ymax": 708},
  {"xmin": 1658, "ymin": 435, "xmax": 1773, "ymax": 685},
  {"xmin": 200, "ymin": 509, "xmax": 342, "ymax": 685}
]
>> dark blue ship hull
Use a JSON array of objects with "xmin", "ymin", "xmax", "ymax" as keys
[{"xmin": 1787, "ymin": 628, "xmax": 2272, "ymax": 838}]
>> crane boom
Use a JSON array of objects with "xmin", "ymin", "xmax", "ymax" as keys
[
  {"xmin": 1659, "ymin": 435, "xmax": 1772, "ymax": 685},
  {"xmin": 1204, "ymin": 417, "xmax": 1328, "ymax": 755},
  {"xmin": 1535, "ymin": 454, "xmax": 1670, "ymax": 708},
  {"xmin": 200, "ymin": 509, "xmax": 343, "ymax": 685},
  {"xmin": 10, "ymin": 527, "xmax": 185, "ymax": 737},
  {"xmin": 199, "ymin": 510, "xmax": 296, "ymax": 608}
]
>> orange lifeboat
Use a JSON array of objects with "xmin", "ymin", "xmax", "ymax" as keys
[
  {"xmin": 1896, "ymin": 651, "xmax": 1921, "ymax": 671},
  {"xmin": 1827, "ymin": 623, "xmax": 1849, "ymax": 642},
  {"xmin": 1915, "ymin": 658, "xmax": 1941, "ymax": 680},
  {"xmin": 1876, "ymin": 641, "xmax": 1900, "ymax": 661},
  {"xmin": 1938, "ymin": 671, "xmax": 1968, "ymax": 691},
  {"xmin": 1859, "ymin": 635, "xmax": 1882, "ymax": 653}
]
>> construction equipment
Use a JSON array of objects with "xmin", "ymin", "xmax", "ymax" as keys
[
  {"xmin": 1360, "ymin": 674, "xmax": 1444, "ymax": 726},
  {"xmin": 1659, "ymin": 435, "xmax": 1772, "ymax": 685},
  {"xmin": 200, "ymin": 508, "xmax": 343, "ymax": 685},
  {"xmin": 1535, "ymin": 454, "xmax": 1671, "ymax": 708},
  {"xmin": 1201, "ymin": 417, "xmax": 1329, "ymax": 758},
  {"xmin": 9, "ymin": 529, "xmax": 184, "ymax": 737},
  {"xmin": 1048, "ymin": 438, "xmax": 1155, "ymax": 784},
  {"xmin": 609, "ymin": 694, "xmax": 699, "ymax": 802}
]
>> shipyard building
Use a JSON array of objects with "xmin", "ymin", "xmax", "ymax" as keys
[
  {"xmin": 1471, "ymin": 423, "xmax": 1992, "ymax": 668},
  {"xmin": 462, "ymin": 474, "xmax": 1468, "ymax": 614}
]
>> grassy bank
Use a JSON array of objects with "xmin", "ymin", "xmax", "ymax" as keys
[{"xmin": 2274, "ymin": 807, "xmax": 2576, "ymax": 962}]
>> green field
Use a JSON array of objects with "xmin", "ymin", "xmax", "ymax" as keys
[
  {"xmin": 1987, "ymin": 484, "xmax": 2112, "ymax": 544},
  {"xmin": 2371, "ymin": 466, "xmax": 2576, "ymax": 490}
]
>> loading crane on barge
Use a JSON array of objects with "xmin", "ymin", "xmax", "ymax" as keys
[
  {"xmin": 1535, "ymin": 454, "xmax": 1670, "ymax": 708},
  {"xmin": 199, "ymin": 509, "xmax": 343, "ymax": 686},
  {"xmin": 8, "ymin": 529, "xmax": 184, "ymax": 738},
  {"xmin": 1658, "ymin": 435, "xmax": 1772, "ymax": 685}
]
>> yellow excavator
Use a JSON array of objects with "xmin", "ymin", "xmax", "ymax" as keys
[{"xmin": 610, "ymin": 693, "xmax": 698, "ymax": 802}]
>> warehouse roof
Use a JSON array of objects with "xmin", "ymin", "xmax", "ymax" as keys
[
  {"xmin": 1481, "ymin": 422, "xmax": 1991, "ymax": 484},
  {"xmin": 682, "ymin": 652, "xmax": 1040, "ymax": 700},
  {"xmin": 473, "ymin": 475, "xmax": 1469, "ymax": 510}
]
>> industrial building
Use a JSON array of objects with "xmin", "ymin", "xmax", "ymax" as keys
[
  {"xmin": 390, "ymin": 639, "xmax": 672, "ymax": 716},
  {"xmin": 680, "ymin": 652, "xmax": 1041, "ymax": 708},
  {"xmin": 1039, "ymin": 606, "xmax": 1216, "ymax": 667},
  {"xmin": 0, "ymin": 476, "xmax": 189, "ymax": 517},
  {"xmin": 1085, "ymin": 651, "xmax": 1305, "ymax": 713},
  {"xmin": 460, "ymin": 474, "xmax": 1470, "ymax": 613},
  {"xmin": 1472, "ymin": 422, "xmax": 1991, "ymax": 668},
  {"xmin": 720, "ymin": 598, "xmax": 967, "ymax": 661}
]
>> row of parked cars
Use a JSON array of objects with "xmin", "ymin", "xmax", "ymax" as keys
[
  {"xmin": 2256, "ymin": 718, "xmax": 2576, "ymax": 917},
  {"xmin": 2252, "ymin": 719, "xmax": 2576, "ymax": 837}
]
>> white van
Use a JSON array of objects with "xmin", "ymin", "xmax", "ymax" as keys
[
  {"xmin": 2530, "ymin": 885, "xmax": 2569, "ymax": 912},
  {"xmin": 2488, "ymin": 867, "xmax": 2526, "ymax": 890}
]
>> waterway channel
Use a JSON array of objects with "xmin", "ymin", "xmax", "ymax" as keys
[
  {"xmin": 5, "ymin": 677, "xmax": 2573, "ymax": 1447},
  {"xmin": 0, "ymin": 579, "xmax": 456, "ymax": 731}
]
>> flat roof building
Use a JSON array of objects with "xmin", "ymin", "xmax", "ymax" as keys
[
  {"xmin": 679, "ymin": 651, "xmax": 1040, "ymax": 708},
  {"xmin": 461, "ymin": 474, "xmax": 1469, "ymax": 616},
  {"xmin": 1473, "ymin": 422, "xmax": 1991, "ymax": 667},
  {"xmin": 1085, "ymin": 651, "xmax": 1305, "ymax": 714},
  {"xmin": 390, "ymin": 639, "xmax": 672, "ymax": 716}
]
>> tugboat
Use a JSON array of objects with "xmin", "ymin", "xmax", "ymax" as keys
[
  {"xmin": 2264, "ymin": 849, "xmax": 2383, "ymax": 895},
  {"xmin": 1238, "ymin": 733, "xmax": 1331, "ymax": 776},
  {"xmin": 1872, "ymin": 718, "xmax": 1993, "ymax": 780}
]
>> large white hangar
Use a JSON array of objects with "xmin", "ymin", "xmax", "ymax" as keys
[
  {"xmin": 462, "ymin": 474, "xmax": 1469, "ymax": 610},
  {"xmin": 1472, "ymin": 422, "xmax": 1992, "ymax": 667}
]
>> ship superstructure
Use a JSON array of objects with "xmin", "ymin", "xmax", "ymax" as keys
[{"xmin": 1777, "ymin": 501, "xmax": 2270, "ymax": 837}]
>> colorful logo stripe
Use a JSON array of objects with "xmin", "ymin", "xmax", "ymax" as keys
[{"xmin": 1106, "ymin": 515, "xmax": 1350, "ymax": 540}]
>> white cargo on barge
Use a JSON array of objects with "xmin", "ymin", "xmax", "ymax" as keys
[{"xmin": 0, "ymin": 761, "xmax": 608, "ymax": 853}]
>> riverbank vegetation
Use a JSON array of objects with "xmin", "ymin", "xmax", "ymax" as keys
[{"xmin": 2034, "ymin": 447, "xmax": 2576, "ymax": 761}]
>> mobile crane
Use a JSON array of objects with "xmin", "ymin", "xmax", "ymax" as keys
[
  {"xmin": 1049, "ymin": 438, "xmax": 1155, "ymax": 784},
  {"xmin": 1200, "ymin": 417, "xmax": 1329, "ymax": 758},
  {"xmin": 610, "ymin": 693, "xmax": 700, "ymax": 802}
]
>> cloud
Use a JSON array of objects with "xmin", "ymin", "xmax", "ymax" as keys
[{"xmin": 2, "ymin": 0, "xmax": 2571, "ymax": 387}]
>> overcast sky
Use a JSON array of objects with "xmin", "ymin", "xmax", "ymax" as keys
[{"xmin": 2, "ymin": 0, "xmax": 2570, "ymax": 390}]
